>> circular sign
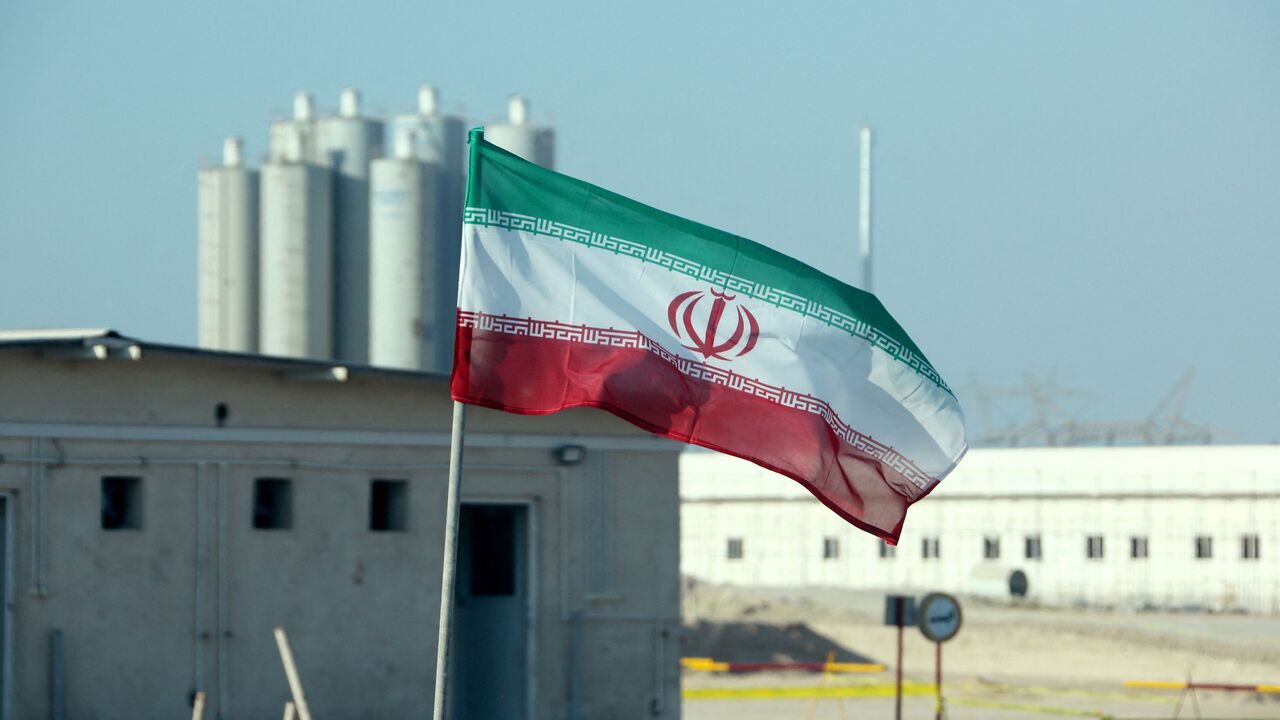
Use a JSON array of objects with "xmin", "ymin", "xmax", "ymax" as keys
[
  {"xmin": 917, "ymin": 592, "xmax": 962, "ymax": 642},
  {"xmin": 1009, "ymin": 569, "xmax": 1029, "ymax": 598}
]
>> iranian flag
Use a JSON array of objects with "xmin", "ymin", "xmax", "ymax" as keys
[{"xmin": 452, "ymin": 129, "xmax": 967, "ymax": 542}]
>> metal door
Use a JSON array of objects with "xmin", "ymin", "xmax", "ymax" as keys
[{"xmin": 449, "ymin": 504, "xmax": 528, "ymax": 720}]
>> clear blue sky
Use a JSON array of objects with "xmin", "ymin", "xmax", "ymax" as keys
[{"xmin": 1, "ymin": 2, "xmax": 1277, "ymax": 443}]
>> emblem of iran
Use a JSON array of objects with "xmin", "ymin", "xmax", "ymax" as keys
[{"xmin": 666, "ymin": 288, "xmax": 760, "ymax": 361}]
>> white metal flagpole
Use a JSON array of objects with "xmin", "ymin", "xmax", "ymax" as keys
[
  {"xmin": 432, "ymin": 127, "xmax": 482, "ymax": 720},
  {"xmin": 858, "ymin": 126, "xmax": 873, "ymax": 295},
  {"xmin": 431, "ymin": 400, "xmax": 468, "ymax": 720}
]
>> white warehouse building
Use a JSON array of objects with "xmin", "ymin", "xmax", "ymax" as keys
[{"xmin": 681, "ymin": 445, "xmax": 1280, "ymax": 614}]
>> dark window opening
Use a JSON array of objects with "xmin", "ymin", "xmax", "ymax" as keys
[
  {"xmin": 1130, "ymin": 536, "xmax": 1149, "ymax": 559},
  {"xmin": 879, "ymin": 541, "xmax": 896, "ymax": 559},
  {"xmin": 726, "ymin": 538, "xmax": 744, "ymax": 560},
  {"xmin": 101, "ymin": 476, "xmax": 143, "ymax": 530},
  {"xmin": 1242, "ymin": 534, "xmax": 1261, "ymax": 560},
  {"xmin": 1086, "ymin": 535, "xmax": 1104, "ymax": 560},
  {"xmin": 469, "ymin": 506, "xmax": 515, "ymax": 595},
  {"xmin": 822, "ymin": 537, "xmax": 839, "ymax": 560},
  {"xmin": 369, "ymin": 479, "xmax": 408, "ymax": 532},
  {"xmin": 1195, "ymin": 535, "xmax": 1213, "ymax": 560},
  {"xmin": 1025, "ymin": 535, "xmax": 1042, "ymax": 560},
  {"xmin": 922, "ymin": 537, "xmax": 940, "ymax": 560},
  {"xmin": 253, "ymin": 478, "xmax": 293, "ymax": 530},
  {"xmin": 983, "ymin": 536, "xmax": 1000, "ymax": 560}
]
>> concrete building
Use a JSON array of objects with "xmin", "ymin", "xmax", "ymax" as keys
[
  {"xmin": 682, "ymin": 446, "xmax": 1280, "ymax": 614},
  {"xmin": 0, "ymin": 330, "xmax": 681, "ymax": 720}
]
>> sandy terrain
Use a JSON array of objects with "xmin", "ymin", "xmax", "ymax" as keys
[{"xmin": 682, "ymin": 580, "xmax": 1280, "ymax": 719}]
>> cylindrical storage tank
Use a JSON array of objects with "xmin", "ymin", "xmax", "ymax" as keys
[
  {"xmin": 389, "ymin": 86, "xmax": 468, "ymax": 172},
  {"xmin": 198, "ymin": 138, "xmax": 260, "ymax": 352},
  {"xmin": 259, "ymin": 162, "xmax": 334, "ymax": 359},
  {"xmin": 368, "ymin": 156, "xmax": 444, "ymax": 371},
  {"xmin": 387, "ymin": 86, "xmax": 468, "ymax": 367},
  {"xmin": 268, "ymin": 91, "xmax": 317, "ymax": 163},
  {"xmin": 315, "ymin": 88, "xmax": 385, "ymax": 364},
  {"xmin": 484, "ymin": 94, "xmax": 555, "ymax": 168}
]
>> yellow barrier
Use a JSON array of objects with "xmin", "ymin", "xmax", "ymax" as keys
[
  {"xmin": 824, "ymin": 662, "xmax": 884, "ymax": 673},
  {"xmin": 1123, "ymin": 681, "xmax": 1186, "ymax": 690},
  {"xmin": 679, "ymin": 657, "xmax": 883, "ymax": 674},
  {"xmin": 680, "ymin": 658, "xmax": 730, "ymax": 672}
]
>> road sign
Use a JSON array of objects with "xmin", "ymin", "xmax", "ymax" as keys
[
  {"xmin": 917, "ymin": 592, "xmax": 962, "ymax": 643},
  {"xmin": 884, "ymin": 594, "xmax": 919, "ymax": 720},
  {"xmin": 883, "ymin": 595, "xmax": 917, "ymax": 627}
]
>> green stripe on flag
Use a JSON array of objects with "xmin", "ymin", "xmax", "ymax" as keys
[{"xmin": 466, "ymin": 138, "xmax": 952, "ymax": 394}]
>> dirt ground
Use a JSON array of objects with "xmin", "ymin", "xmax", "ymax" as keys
[{"xmin": 681, "ymin": 580, "xmax": 1280, "ymax": 719}]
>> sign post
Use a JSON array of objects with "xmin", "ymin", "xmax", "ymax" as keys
[
  {"xmin": 883, "ymin": 595, "xmax": 917, "ymax": 720},
  {"xmin": 935, "ymin": 642, "xmax": 942, "ymax": 720},
  {"xmin": 897, "ymin": 599, "xmax": 904, "ymax": 720},
  {"xmin": 917, "ymin": 592, "xmax": 962, "ymax": 720}
]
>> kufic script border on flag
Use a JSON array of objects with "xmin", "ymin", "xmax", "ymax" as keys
[
  {"xmin": 459, "ymin": 309, "xmax": 938, "ymax": 492},
  {"xmin": 462, "ymin": 207, "xmax": 952, "ymax": 395}
]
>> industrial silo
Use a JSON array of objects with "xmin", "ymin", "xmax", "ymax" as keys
[
  {"xmin": 198, "ymin": 137, "xmax": 260, "ymax": 352},
  {"xmin": 368, "ymin": 132, "xmax": 443, "ymax": 371},
  {"xmin": 316, "ymin": 88, "xmax": 384, "ymax": 364},
  {"xmin": 259, "ymin": 138, "xmax": 334, "ymax": 360},
  {"xmin": 484, "ymin": 95, "xmax": 555, "ymax": 168},
  {"xmin": 377, "ymin": 85, "xmax": 468, "ymax": 371},
  {"xmin": 268, "ymin": 92, "xmax": 318, "ymax": 163},
  {"xmin": 389, "ymin": 86, "xmax": 467, "ymax": 174}
]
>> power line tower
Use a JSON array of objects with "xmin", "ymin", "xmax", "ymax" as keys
[{"xmin": 965, "ymin": 370, "xmax": 1213, "ymax": 447}]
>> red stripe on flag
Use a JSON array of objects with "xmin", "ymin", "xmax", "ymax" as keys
[{"xmin": 451, "ymin": 325, "xmax": 916, "ymax": 542}]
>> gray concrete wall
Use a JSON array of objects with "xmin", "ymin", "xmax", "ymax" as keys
[{"xmin": 0, "ymin": 346, "xmax": 681, "ymax": 720}]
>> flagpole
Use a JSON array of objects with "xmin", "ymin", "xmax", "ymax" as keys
[
  {"xmin": 431, "ymin": 400, "xmax": 467, "ymax": 720},
  {"xmin": 858, "ymin": 126, "xmax": 873, "ymax": 294},
  {"xmin": 432, "ymin": 127, "xmax": 485, "ymax": 720}
]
